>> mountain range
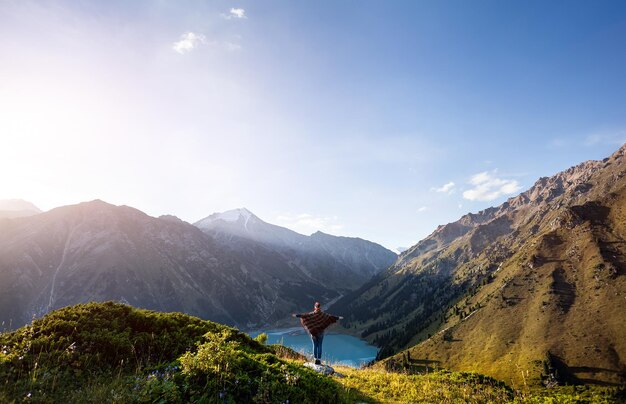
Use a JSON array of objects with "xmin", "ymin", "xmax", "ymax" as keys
[
  {"xmin": 0, "ymin": 202, "xmax": 395, "ymax": 330},
  {"xmin": 2, "ymin": 144, "xmax": 625, "ymax": 387},
  {"xmin": 336, "ymin": 143, "xmax": 626, "ymax": 386},
  {"xmin": 195, "ymin": 208, "xmax": 394, "ymax": 291}
]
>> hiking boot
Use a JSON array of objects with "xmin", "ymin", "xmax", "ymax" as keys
[{"xmin": 315, "ymin": 359, "xmax": 321, "ymax": 365}]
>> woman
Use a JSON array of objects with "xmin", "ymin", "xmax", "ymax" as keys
[{"xmin": 293, "ymin": 302, "xmax": 343, "ymax": 365}]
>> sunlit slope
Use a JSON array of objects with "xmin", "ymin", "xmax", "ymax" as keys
[{"xmin": 337, "ymin": 144, "xmax": 626, "ymax": 386}]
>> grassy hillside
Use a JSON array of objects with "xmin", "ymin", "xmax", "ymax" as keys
[
  {"xmin": 0, "ymin": 302, "xmax": 341, "ymax": 403},
  {"xmin": 379, "ymin": 183, "xmax": 626, "ymax": 388},
  {"xmin": 1, "ymin": 302, "xmax": 624, "ymax": 403}
]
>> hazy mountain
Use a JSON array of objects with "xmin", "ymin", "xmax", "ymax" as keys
[
  {"xmin": 0, "ymin": 201, "xmax": 395, "ymax": 330},
  {"xmin": 336, "ymin": 144, "xmax": 626, "ymax": 386},
  {"xmin": 0, "ymin": 199, "xmax": 41, "ymax": 219},
  {"xmin": 195, "ymin": 208, "xmax": 300, "ymax": 247},
  {"xmin": 195, "ymin": 209, "xmax": 397, "ymax": 290}
]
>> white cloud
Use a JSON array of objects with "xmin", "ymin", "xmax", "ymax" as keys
[
  {"xmin": 548, "ymin": 138, "xmax": 569, "ymax": 149},
  {"xmin": 274, "ymin": 213, "xmax": 344, "ymax": 235},
  {"xmin": 417, "ymin": 206, "xmax": 428, "ymax": 212},
  {"xmin": 172, "ymin": 32, "xmax": 206, "ymax": 54},
  {"xmin": 231, "ymin": 8, "xmax": 246, "ymax": 18},
  {"xmin": 224, "ymin": 42, "xmax": 242, "ymax": 52},
  {"xmin": 172, "ymin": 33, "xmax": 241, "ymax": 54},
  {"xmin": 222, "ymin": 8, "xmax": 247, "ymax": 20},
  {"xmin": 431, "ymin": 181, "xmax": 455, "ymax": 194},
  {"xmin": 462, "ymin": 170, "xmax": 522, "ymax": 201},
  {"xmin": 584, "ymin": 131, "xmax": 626, "ymax": 147}
]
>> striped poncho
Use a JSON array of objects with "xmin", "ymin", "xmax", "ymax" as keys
[{"xmin": 296, "ymin": 310, "xmax": 339, "ymax": 336}]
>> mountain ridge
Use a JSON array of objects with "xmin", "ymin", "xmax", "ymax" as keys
[
  {"xmin": 336, "ymin": 143, "xmax": 626, "ymax": 386},
  {"xmin": 0, "ymin": 200, "xmax": 395, "ymax": 330},
  {"xmin": 194, "ymin": 208, "xmax": 397, "ymax": 291}
]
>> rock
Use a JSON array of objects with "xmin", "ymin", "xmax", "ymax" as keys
[{"xmin": 303, "ymin": 362, "xmax": 335, "ymax": 376}]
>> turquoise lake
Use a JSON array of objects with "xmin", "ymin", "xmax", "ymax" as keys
[{"xmin": 249, "ymin": 327, "xmax": 378, "ymax": 367}]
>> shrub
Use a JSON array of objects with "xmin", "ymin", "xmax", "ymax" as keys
[{"xmin": 254, "ymin": 332, "xmax": 268, "ymax": 345}]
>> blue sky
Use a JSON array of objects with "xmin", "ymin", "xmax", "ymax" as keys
[{"xmin": 1, "ymin": 1, "xmax": 625, "ymax": 250}]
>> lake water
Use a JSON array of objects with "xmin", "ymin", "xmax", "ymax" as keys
[{"xmin": 249, "ymin": 327, "xmax": 378, "ymax": 367}]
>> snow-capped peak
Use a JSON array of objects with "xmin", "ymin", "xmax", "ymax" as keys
[
  {"xmin": 213, "ymin": 208, "xmax": 253, "ymax": 223},
  {"xmin": 194, "ymin": 208, "xmax": 259, "ymax": 231}
]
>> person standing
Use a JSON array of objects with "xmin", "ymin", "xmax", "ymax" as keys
[{"xmin": 293, "ymin": 302, "xmax": 343, "ymax": 365}]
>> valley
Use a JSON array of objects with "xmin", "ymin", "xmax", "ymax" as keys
[{"xmin": 1, "ymin": 144, "xmax": 625, "ymax": 396}]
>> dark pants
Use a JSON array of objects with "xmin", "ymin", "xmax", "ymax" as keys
[{"xmin": 311, "ymin": 333, "xmax": 324, "ymax": 360}]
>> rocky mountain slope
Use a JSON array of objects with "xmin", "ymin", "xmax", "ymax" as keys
[
  {"xmin": 195, "ymin": 209, "xmax": 396, "ymax": 290},
  {"xmin": 0, "ymin": 201, "xmax": 393, "ymax": 330},
  {"xmin": 336, "ymin": 144, "xmax": 626, "ymax": 386}
]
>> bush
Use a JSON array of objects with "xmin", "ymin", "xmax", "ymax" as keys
[
  {"xmin": 254, "ymin": 332, "xmax": 268, "ymax": 345},
  {"xmin": 178, "ymin": 328, "xmax": 340, "ymax": 402}
]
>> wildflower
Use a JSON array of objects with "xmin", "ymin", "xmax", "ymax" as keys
[{"xmin": 26, "ymin": 392, "xmax": 32, "ymax": 398}]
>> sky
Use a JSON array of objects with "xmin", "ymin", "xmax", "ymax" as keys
[{"xmin": 1, "ymin": 1, "xmax": 626, "ymax": 251}]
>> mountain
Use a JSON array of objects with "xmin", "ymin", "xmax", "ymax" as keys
[
  {"xmin": 0, "ymin": 200, "xmax": 394, "ymax": 330},
  {"xmin": 195, "ymin": 209, "xmax": 397, "ymax": 291},
  {"xmin": 336, "ymin": 144, "xmax": 626, "ymax": 386},
  {"xmin": 0, "ymin": 199, "xmax": 41, "ymax": 219}
]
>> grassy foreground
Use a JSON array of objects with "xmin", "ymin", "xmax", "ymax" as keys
[
  {"xmin": 1, "ymin": 302, "xmax": 624, "ymax": 403},
  {"xmin": 334, "ymin": 367, "xmax": 623, "ymax": 403}
]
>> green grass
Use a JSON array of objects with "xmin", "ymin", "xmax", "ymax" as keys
[
  {"xmin": 333, "ymin": 366, "xmax": 624, "ymax": 403},
  {"xmin": 334, "ymin": 366, "xmax": 515, "ymax": 403},
  {"xmin": 0, "ymin": 302, "xmax": 340, "ymax": 403},
  {"xmin": 1, "ymin": 302, "xmax": 624, "ymax": 403}
]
